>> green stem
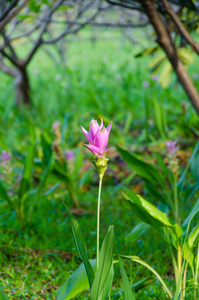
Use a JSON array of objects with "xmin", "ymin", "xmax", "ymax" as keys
[
  {"xmin": 194, "ymin": 242, "xmax": 199, "ymax": 298},
  {"xmin": 177, "ymin": 243, "xmax": 182, "ymax": 291},
  {"xmin": 174, "ymin": 174, "xmax": 179, "ymax": 225},
  {"xmin": 97, "ymin": 174, "xmax": 103, "ymax": 270}
]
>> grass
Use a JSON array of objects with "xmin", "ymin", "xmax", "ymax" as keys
[{"xmin": 0, "ymin": 28, "xmax": 199, "ymax": 299}]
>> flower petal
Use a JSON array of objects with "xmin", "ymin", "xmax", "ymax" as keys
[
  {"xmin": 99, "ymin": 118, "xmax": 103, "ymax": 129},
  {"xmin": 89, "ymin": 119, "xmax": 100, "ymax": 140},
  {"xmin": 106, "ymin": 121, "xmax": 112, "ymax": 135},
  {"xmin": 84, "ymin": 144, "xmax": 102, "ymax": 157},
  {"xmin": 94, "ymin": 127, "xmax": 109, "ymax": 151},
  {"xmin": 80, "ymin": 126, "xmax": 93, "ymax": 144}
]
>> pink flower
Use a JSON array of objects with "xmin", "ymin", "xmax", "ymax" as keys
[
  {"xmin": 165, "ymin": 140, "xmax": 179, "ymax": 154},
  {"xmin": 81, "ymin": 119, "xmax": 112, "ymax": 157},
  {"xmin": 1, "ymin": 150, "xmax": 11, "ymax": 162},
  {"xmin": 52, "ymin": 121, "xmax": 61, "ymax": 129},
  {"xmin": 152, "ymin": 74, "xmax": 158, "ymax": 81},
  {"xmin": 65, "ymin": 151, "xmax": 75, "ymax": 161},
  {"xmin": 143, "ymin": 81, "xmax": 149, "ymax": 88}
]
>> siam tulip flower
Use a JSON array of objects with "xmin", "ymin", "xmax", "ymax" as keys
[
  {"xmin": 152, "ymin": 74, "xmax": 158, "ymax": 81},
  {"xmin": 0, "ymin": 150, "xmax": 11, "ymax": 162},
  {"xmin": 193, "ymin": 73, "xmax": 197, "ymax": 80},
  {"xmin": 65, "ymin": 151, "xmax": 75, "ymax": 161},
  {"xmin": 52, "ymin": 121, "xmax": 61, "ymax": 130},
  {"xmin": 81, "ymin": 118, "xmax": 112, "ymax": 158},
  {"xmin": 165, "ymin": 140, "xmax": 179, "ymax": 154},
  {"xmin": 143, "ymin": 81, "xmax": 149, "ymax": 88}
]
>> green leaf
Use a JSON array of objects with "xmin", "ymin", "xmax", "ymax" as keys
[
  {"xmin": 151, "ymin": 96, "xmax": 167, "ymax": 139},
  {"xmin": 44, "ymin": 182, "xmax": 60, "ymax": 195},
  {"xmin": 56, "ymin": 260, "xmax": 96, "ymax": 300},
  {"xmin": 119, "ymin": 257, "xmax": 136, "ymax": 300},
  {"xmin": 29, "ymin": 0, "xmax": 41, "ymax": 12},
  {"xmin": 191, "ymin": 154, "xmax": 199, "ymax": 182},
  {"xmin": 0, "ymin": 182, "xmax": 11, "ymax": 205},
  {"xmin": 124, "ymin": 190, "xmax": 174, "ymax": 229},
  {"xmin": 178, "ymin": 141, "xmax": 199, "ymax": 191},
  {"xmin": 119, "ymin": 255, "xmax": 172, "ymax": 299},
  {"xmin": 188, "ymin": 223, "xmax": 199, "ymax": 249},
  {"xmin": 0, "ymin": 286, "xmax": 7, "ymax": 300},
  {"xmin": 63, "ymin": 204, "xmax": 94, "ymax": 289},
  {"xmin": 135, "ymin": 46, "xmax": 160, "ymax": 58},
  {"xmin": 159, "ymin": 62, "xmax": 172, "ymax": 88},
  {"xmin": 100, "ymin": 262, "xmax": 114, "ymax": 300},
  {"xmin": 18, "ymin": 125, "xmax": 35, "ymax": 199},
  {"xmin": 125, "ymin": 222, "xmax": 150, "ymax": 244},
  {"xmin": 90, "ymin": 225, "xmax": 114, "ymax": 300},
  {"xmin": 41, "ymin": 133, "xmax": 53, "ymax": 163},
  {"xmin": 184, "ymin": 182, "xmax": 199, "ymax": 201},
  {"xmin": 183, "ymin": 198, "xmax": 199, "ymax": 228},
  {"xmin": 116, "ymin": 146, "xmax": 165, "ymax": 187},
  {"xmin": 172, "ymin": 260, "xmax": 186, "ymax": 300}
]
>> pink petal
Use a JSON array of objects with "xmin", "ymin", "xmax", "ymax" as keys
[
  {"xmin": 99, "ymin": 118, "xmax": 103, "ymax": 129},
  {"xmin": 106, "ymin": 121, "xmax": 112, "ymax": 135},
  {"xmin": 94, "ymin": 127, "xmax": 109, "ymax": 151},
  {"xmin": 84, "ymin": 144, "xmax": 102, "ymax": 157},
  {"xmin": 89, "ymin": 119, "xmax": 100, "ymax": 140},
  {"xmin": 80, "ymin": 126, "xmax": 93, "ymax": 144}
]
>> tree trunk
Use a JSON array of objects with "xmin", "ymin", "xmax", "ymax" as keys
[
  {"xmin": 14, "ymin": 67, "xmax": 31, "ymax": 106},
  {"xmin": 141, "ymin": 0, "xmax": 199, "ymax": 115}
]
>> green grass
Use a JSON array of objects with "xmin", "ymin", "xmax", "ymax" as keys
[{"xmin": 0, "ymin": 28, "xmax": 199, "ymax": 299}]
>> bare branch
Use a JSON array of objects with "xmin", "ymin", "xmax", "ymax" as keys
[
  {"xmin": 25, "ymin": 0, "xmax": 64, "ymax": 65},
  {"xmin": 0, "ymin": 0, "xmax": 29, "ymax": 31},
  {"xmin": 141, "ymin": 0, "xmax": 199, "ymax": 114},
  {"xmin": 10, "ymin": 23, "xmax": 41, "ymax": 41},
  {"xmin": 0, "ymin": 47, "xmax": 19, "ymax": 67},
  {"xmin": 0, "ymin": 57, "xmax": 18, "ymax": 77},
  {"xmin": 33, "ymin": 18, "xmax": 148, "ymax": 28},
  {"xmin": 1, "ymin": 30, "xmax": 17, "ymax": 59},
  {"xmin": 161, "ymin": 0, "xmax": 199, "ymax": 55},
  {"xmin": 106, "ymin": 0, "xmax": 144, "ymax": 11},
  {"xmin": 0, "ymin": 0, "xmax": 19, "ymax": 22}
]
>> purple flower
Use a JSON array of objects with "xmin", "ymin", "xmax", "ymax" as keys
[
  {"xmin": 65, "ymin": 151, "xmax": 75, "ymax": 161},
  {"xmin": 165, "ymin": 140, "xmax": 179, "ymax": 154},
  {"xmin": 152, "ymin": 74, "xmax": 158, "ymax": 81},
  {"xmin": 52, "ymin": 121, "xmax": 61, "ymax": 129},
  {"xmin": 81, "ymin": 118, "xmax": 112, "ymax": 157},
  {"xmin": 143, "ymin": 81, "xmax": 149, "ymax": 88},
  {"xmin": 193, "ymin": 73, "xmax": 197, "ymax": 80},
  {"xmin": 0, "ymin": 150, "xmax": 11, "ymax": 162}
]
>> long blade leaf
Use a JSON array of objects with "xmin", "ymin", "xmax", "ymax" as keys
[
  {"xmin": 119, "ymin": 257, "xmax": 136, "ymax": 300},
  {"xmin": 63, "ymin": 203, "xmax": 94, "ymax": 289},
  {"xmin": 90, "ymin": 225, "xmax": 114, "ymax": 300}
]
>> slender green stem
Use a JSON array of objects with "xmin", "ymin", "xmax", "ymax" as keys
[
  {"xmin": 194, "ymin": 242, "xmax": 199, "ymax": 298},
  {"xmin": 97, "ymin": 174, "xmax": 103, "ymax": 269},
  {"xmin": 173, "ymin": 174, "xmax": 179, "ymax": 225}
]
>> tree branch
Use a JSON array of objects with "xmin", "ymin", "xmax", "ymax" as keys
[
  {"xmin": 160, "ymin": 0, "xmax": 199, "ymax": 55},
  {"xmin": 0, "ymin": 0, "xmax": 19, "ymax": 22},
  {"xmin": 141, "ymin": 0, "xmax": 199, "ymax": 114},
  {"xmin": 1, "ymin": 30, "xmax": 18, "ymax": 59},
  {"xmin": 0, "ymin": 57, "xmax": 18, "ymax": 77},
  {"xmin": 25, "ymin": 0, "xmax": 64, "ymax": 65},
  {"xmin": 106, "ymin": 0, "xmax": 144, "ymax": 11},
  {"xmin": 0, "ymin": 0, "xmax": 29, "ymax": 31},
  {"xmin": 33, "ymin": 18, "xmax": 149, "ymax": 28},
  {"xmin": 0, "ymin": 48, "xmax": 19, "ymax": 67}
]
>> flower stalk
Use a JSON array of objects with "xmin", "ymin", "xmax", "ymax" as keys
[
  {"xmin": 81, "ymin": 118, "xmax": 112, "ymax": 270},
  {"xmin": 97, "ymin": 174, "xmax": 103, "ymax": 269},
  {"xmin": 93, "ymin": 156, "xmax": 109, "ymax": 269}
]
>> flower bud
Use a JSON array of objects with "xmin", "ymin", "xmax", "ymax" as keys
[{"xmin": 93, "ymin": 156, "xmax": 109, "ymax": 178}]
